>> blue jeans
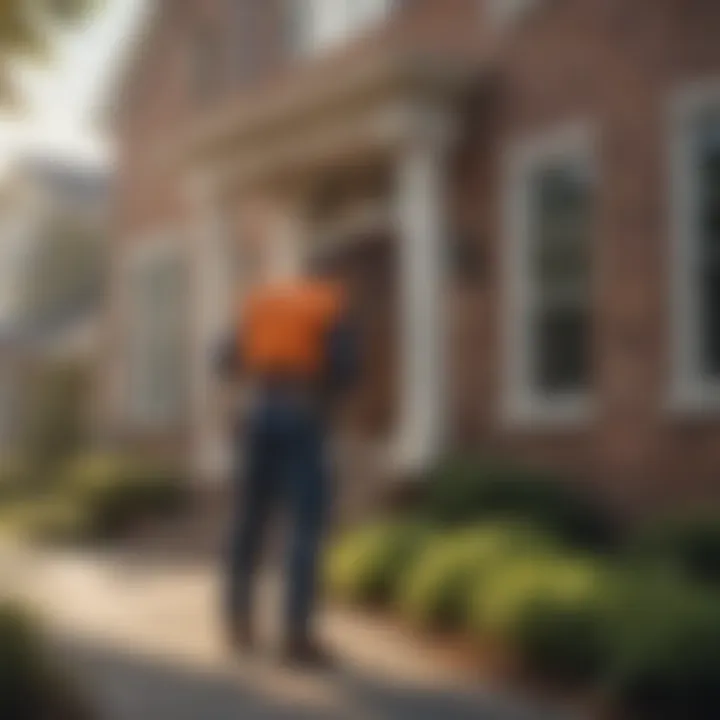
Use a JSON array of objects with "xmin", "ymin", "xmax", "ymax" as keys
[{"xmin": 226, "ymin": 395, "xmax": 329, "ymax": 641}]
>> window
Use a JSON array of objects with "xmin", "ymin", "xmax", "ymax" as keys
[
  {"xmin": 126, "ymin": 242, "xmax": 189, "ymax": 428},
  {"xmin": 670, "ymin": 83, "xmax": 720, "ymax": 410},
  {"xmin": 489, "ymin": 0, "xmax": 540, "ymax": 30},
  {"xmin": 292, "ymin": 0, "xmax": 392, "ymax": 55},
  {"xmin": 504, "ymin": 125, "xmax": 595, "ymax": 423}
]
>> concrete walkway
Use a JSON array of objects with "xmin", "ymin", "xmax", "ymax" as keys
[{"xmin": 0, "ymin": 546, "xmax": 568, "ymax": 720}]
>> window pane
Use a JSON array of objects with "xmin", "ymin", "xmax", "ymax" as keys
[
  {"xmin": 698, "ymin": 123, "xmax": 720, "ymax": 262},
  {"xmin": 533, "ymin": 306, "xmax": 590, "ymax": 393},
  {"xmin": 128, "ymin": 255, "xmax": 188, "ymax": 424},
  {"xmin": 700, "ymin": 268, "xmax": 720, "ymax": 377},
  {"xmin": 528, "ymin": 159, "xmax": 593, "ymax": 393},
  {"xmin": 295, "ymin": 0, "xmax": 389, "ymax": 53},
  {"xmin": 532, "ymin": 164, "xmax": 592, "ymax": 291},
  {"xmin": 697, "ymin": 114, "xmax": 720, "ymax": 377}
]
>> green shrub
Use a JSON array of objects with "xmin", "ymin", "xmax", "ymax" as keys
[
  {"xmin": 0, "ymin": 455, "xmax": 186, "ymax": 544},
  {"xmin": 65, "ymin": 455, "xmax": 187, "ymax": 539},
  {"xmin": 606, "ymin": 577, "xmax": 720, "ymax": 719},
  {"xmin": 18, "ymin": 362, "xmax": 89, "ymax": 476},
  {"xmin": 397, "ymin": 523, "xmax": 555, "ymax": 631},
  {"xmin": 0, "ymin": 602, "xmax": 93, "ymax": 719},
  {"xmin": 632, "ymin": 514, "xmax": 720, "ymax": 587},
  {"xmin": 325, "ymin": 520, "xmax": 431, "ymax": 606},
  {"xmin": 0, "ymin": 497, "xmax": 90, "ymax": 545},
  {"xmin": 470, "ymin": 554, "xmax": 613, "ymax": 683},
  {"xmin": 423, "ymin": 456, "xmax": 618, "ymax": 551},
  {"xmin": 0, "ymin": 457, "xmax": 30, "ymax": 503}
]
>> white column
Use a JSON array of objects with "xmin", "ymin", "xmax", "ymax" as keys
[
  {"xmin": 188, "ymin": 175, "xmax": 233, "ymax": 483},
  {"xmin": 393, "ymin": 106, "xmax": 453, "ymax": 474},
  {"xmin": 270, "ymin": 203, "xmax": 305, "ymax": 280}
]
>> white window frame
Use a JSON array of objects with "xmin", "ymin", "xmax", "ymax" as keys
[
  {"xmin": 122, "ymin": 231, "xmax": 190, "ymax": 431},
  {"xmin": 292, "ymin": 0, "xmax": 393, "ymax": 56},
  {"xmin": 487, "ymin": 0, "xmax": 540, "ymax": 31},
  {"xmin": 502, "ymin": 122, "xmax": 596, "ymax": 427},
  {"xmin": 669, "ymin": 80, "xmax": 720, "ymax": 414}
]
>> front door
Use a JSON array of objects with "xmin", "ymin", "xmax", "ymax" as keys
[{"xmin": 326, "ymin": 235, "xmax": 397, "ymax": 441}]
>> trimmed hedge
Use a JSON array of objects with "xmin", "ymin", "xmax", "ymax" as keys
[
  {"xmin": 470, "ymin": 554, "xmax": 613, "ymax": 683},
  {"xmin": 64, "ymin": 455, "xmax": 187, "ymax": 540},
  {"xmin": 0, "ymin": 497, "xmax": 90, "ymax": 544},
  {"xmin": 0, "ymin": 454, "xmax": 188, "ymax": 545},
  {"xmin": 423, "ymin": 456, "xmax": 618, "ymax": 551},
  {"xmin": 632, "ymin": 514, "xmax": 720, "ymax": 587},
  {"xmin": 606, "ymin": 576, "xmax": 720, "ymax": 720},
  {"xmin": 0, "ymin": 457, "xmax": 32, "ymax": 502},
  {"xmin": 397, "ymin": 523, "xmax": 555, "ymax": 631},
  {"xmin": 324, "ymin": 451, "xmax": 720, "ymax": 718},
  {"xmin": 0, "ymin": 602, "xmax": 93, "ymax": 720},
  {"xmin": 325, "ymin": 520, "xmax": 431, "ymax": 606}
]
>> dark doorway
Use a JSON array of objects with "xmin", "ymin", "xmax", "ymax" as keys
[{"xmin": 321, "ymin": 235, "xmax": 398, "ymax": 440}]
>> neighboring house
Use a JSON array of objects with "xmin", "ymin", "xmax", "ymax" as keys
[
  {"xmin": 107, "ymin": 0, "xmax": 720, "ymax": 515},
  {"xmin": 0, "ymin": 157, "xmax": 109, "ymax": 453}
]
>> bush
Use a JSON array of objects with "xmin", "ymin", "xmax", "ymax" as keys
[
  {"xmin": 0, "ymin": 602, "xmax": 93, "ymax": 719},
  {"xmin": 606, "ymin": 577, "xmax": 720, "ymax": 719},
  {"xmin": 325, "ymin": 520, "xmax": 431, "ymax": 606},
  {"xmin": 632, "ymin": 514, "xmax": 720, "ymax": 587},
  {"xmin": 65, "ymin": 455, "xmax": 187, "ymax": 539},
  {"xmin": 0, "ymin": 457, "xmax": 30, "ymax": 503},
  {"xmin": 0, "ymin": 497, "xmax": 90, "ymax": 544},
  {"xmin": 423, "ymin": 456, "xmax": 619, "ymax": 551},
  {"xmin": 0, "ymin": 455, "xmax": 187, "ymax": 545},
  {"xmin": 470, "ymin": 554, "xmax": 614, "ymax": 683},
  {"xmin": 18, "ymin": 362, "xmax": 89, "ymax": 476},
  {"xmin": 397, "ymin": 523, "xmax": 556, "ymax": 631}
]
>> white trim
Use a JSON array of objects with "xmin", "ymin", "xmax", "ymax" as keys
[
  {"xmin": 487, "ymin": 0, "xmax": 541, "ymax": 31},
  {"xmin": 120, "ymin": 228, "xmax": 191, "ymax": 431},
  {"xmin": 292, "ymin": 0, "xmax": 393, "ymax": 57},
  {"xmin": 186, "ymin": 177, "xmax": 235, "ymax": 482},
  {"xmin": 391, "ymin": 104, "xmax": 455, "ymax": 473},
  {"xmin": 668, "ymin": 79, "xmax": 720, "ymax": 415},
  {"xmin": 502, "ymin": 122, "xmax": 596, "ymax": 428}
]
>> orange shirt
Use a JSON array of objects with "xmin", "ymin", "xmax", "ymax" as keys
[{"xmin": 240, "ymin": 280, "xmax": 347, "ymax": 379}]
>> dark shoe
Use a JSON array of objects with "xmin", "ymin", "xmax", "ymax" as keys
[{"xmin": 280, "ymin": 636, "xmax": 335, "ymax": 670}]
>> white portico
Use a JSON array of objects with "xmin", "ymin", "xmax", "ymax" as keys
[{"xmin": 180, "ymin": 50, "xmax": 474, "ymax": 484}]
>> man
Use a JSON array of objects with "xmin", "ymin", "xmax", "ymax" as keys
[{"xmin": 216, "ymin": 236, "xmax": 357, "ymax": 667}]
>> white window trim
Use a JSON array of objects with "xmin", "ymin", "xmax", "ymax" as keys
[
  {"xmin": 292, "ymin": 0, "xmax": 393, "ymax": 57},
  {"xmin": 668, "ymin": 79, "xmax": 720, "ymax": 416},
  {"xmin": 121, "ymin": 229, "xmax": 189, "ymax": 431},
  {"xmin": 488, "ymin": 0, "xmax": 541, "ymax": 32},
  {"xmin": 501, "ymin": 122, "xmax": 596, "ymax": 428}
]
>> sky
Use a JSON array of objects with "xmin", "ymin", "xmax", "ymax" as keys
[{"xmin": 0, "ymin": 0, "xmax": 146, "ymax": 171}]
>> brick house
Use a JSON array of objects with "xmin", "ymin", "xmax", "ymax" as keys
[
  {"xmin": 0, "ymin": 157, "xmax": 109, "ymax": 455},
  {"xmin": 107, "ymin": 0, "xmax": 720, "ymax": 516}
]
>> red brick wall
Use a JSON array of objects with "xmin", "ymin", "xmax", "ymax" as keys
[
  {"xmin": 113, "ymin": 0, "xmax": 720, "ymax": 513},
  {"xmin": 449, "ymin": 0, "xmax": 720, "ymax": 516}
]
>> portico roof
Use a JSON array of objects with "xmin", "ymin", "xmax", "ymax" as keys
[{"xmin": 169, "ymin": 48, "xmax": 482, "ymax": 194}]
